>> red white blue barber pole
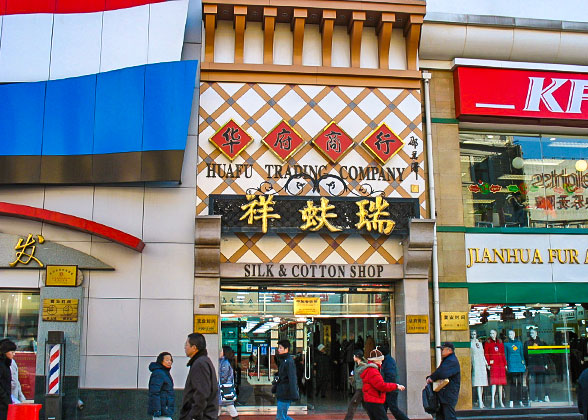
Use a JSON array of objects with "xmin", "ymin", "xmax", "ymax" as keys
[{"xmin": 48, "ymin": 344, "xmax": 61, "ymax": 395}]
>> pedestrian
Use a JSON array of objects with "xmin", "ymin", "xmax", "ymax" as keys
[
  {"xmin": 360, "ymin": 349, "xmax": 405, "ymax": 420},
  {"xmin": 0, "ymin": 339, "xmax": 16, "ymax": 420},
  {"xmin": 578, "ymin": 367, "xmax": 588, "ymax": 420},
  {"xmin": 344, "ymin": 350, "xmax": 367, "ymax": 420},
  {"xmin": 426, "ymin": 342, "xmax": 461, "ymax": 420},
  {"xmin": 180, "ymin": 333, "xmax": 218, "ymax": 420},
  {"xmin": 378, "ymin": 344, "xmax": 410, "ymax": 420},
  {"xmin": 219, "ymin": 345, "xmax": 239, "ymax": 420},
  {"xmin": 148, "ymin": 352, "xmax": 175, "ymax": 420},
  {"xmin": 314, "ymin": 344, "xmax": 330, "ymax": 398},
  {"xmin": 272, "ymin": 339, "xmax": 299, "ymax": 420}
]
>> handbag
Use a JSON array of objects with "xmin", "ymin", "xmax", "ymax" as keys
[
  {"xmin": 271, "ymin": 374, "xmax": 279, "ymax": 394},
  {"xmin": 433, "ymin": 378, "xmax": 449, "ymax": 392},
  {"xmin": 220, "ymin": 383, "xmax": 236, "ymax": 401}
]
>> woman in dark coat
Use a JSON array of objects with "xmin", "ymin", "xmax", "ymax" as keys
[
  {"xmin": 148, "ymin": 352, "xmax": 175, "ymax": 420},
  {"xmin": 0, "ymin": 339, "xmax": 16, "ymax": 420}
]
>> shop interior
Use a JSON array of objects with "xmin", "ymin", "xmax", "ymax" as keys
[
  {"xmin": 469, "ymin": 303, "xmax": 588, "ymax": 409},
  {"xmin": 220, "ymin": 288, "xmax": 392, "ymax": 413}
]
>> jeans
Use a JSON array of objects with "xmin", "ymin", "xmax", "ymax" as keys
[
  {"xmin": 508, "ymin": 372, "xmax": 524, "ymax": 403},
  {"xmin": 276, "ymin": 400, "xmax": 294, "ymax": 420},
  {"xmin": 529, "ymin": 371, "xmax": 546, "ymax": 401},
  {"xmin": 385, "ymin": 391, "xmax": 410, "ymax": 420},
  {"xmin": 435, "ymin": 403, "xmax": 456, "ymax": 420}
]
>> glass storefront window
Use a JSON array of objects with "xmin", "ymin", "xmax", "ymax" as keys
[
  {"xmin": 0, "ymin": 290, "xmax": 40, "ymax": 400},
  {"xmin": 460, "ymin": 133, "xmax": 588, "ymax": 228},
  {"xmin": 469, "ymin": 304, "xmax": 586, "ymax": 409}
]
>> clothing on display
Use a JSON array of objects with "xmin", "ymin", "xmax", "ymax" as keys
[
  {"xmin": 484, "ymin": 338, "xmax": 507, "ymax": 385},
  {"xmin": 471, "ymin": 339, "xmax": 488, "ymax": 387}
]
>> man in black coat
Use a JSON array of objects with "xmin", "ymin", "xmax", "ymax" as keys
[
  {"xmin": 578, "ymin": 367, "xmax": 588, "ymax": 420},
  {"xmin": 273, "ymin": 339, "xmax": 299, "ymax": 420},
  {"xmin": 314, "ymin": 344, "xmax": 330, "ymax": 398},
  {"xmin": 380, "ymin": 344, "xmax": 409, "ymax": 420},
  {"xmin": 180, "ymin": 333, "xmax": 219, "ymax": 420},
  {"xmin": 427, "ymin": 342, "xmax": 461, "ymax": 420}
]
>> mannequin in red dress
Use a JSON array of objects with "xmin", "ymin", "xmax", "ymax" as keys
[{"xmin": 484, "ymin": 329, "xmax": 507, "ymax": 408}]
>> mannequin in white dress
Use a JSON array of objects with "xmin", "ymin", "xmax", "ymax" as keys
[{"xmin": 470, "ymin": 330, "xmax": 489, "ymax": 408}]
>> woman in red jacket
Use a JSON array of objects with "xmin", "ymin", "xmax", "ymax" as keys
[{"xmin": 360, "ymin": 349, "xmax": 406, "ymax": 420}]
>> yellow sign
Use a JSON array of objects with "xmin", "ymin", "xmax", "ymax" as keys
[
  {"xmin": 9, "ymin": 234, "xmax": 44, "ymax": 268},
  {"xmin": 441, "ymin": 312, "xmax": 468, "ymax": 331},
  {"xmin": 46, "ymin": 266, "xmax": 78, "ymax": 287},
  {"xmin": 406, "ymin": 315, "xmax": 429, "ymax": 334},
  {"xmin": 293, "ymin": 297, "xmax": 321, "ymax": 315},
  {"xmin": 194, "ymin": 315, "xmax": 219, "ymax": 334},
  {"xmin": 42, "ymin": 299, "xmax": 79, "ymax": 322}
]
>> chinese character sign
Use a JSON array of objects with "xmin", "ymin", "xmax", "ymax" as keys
[
  {"xmin": 441, "ymin": 312, "xmax": 468, "ymax": 331},
  {"xmin": 9, "ymin": 234, "xmax": 44, "ymax": 268},
  {"xmin": 312, "ymin": 122, "xmax": 354, "ymax": 163},
  {"xmin": 362, "ymin": 123, "xmax": 404, "ymax": 164},
  {"xmin": 356, "ymin": 196, "xmax": 396, "ymax": 234},
  {"xmin": 263, "ymin": 120, "xmax": 305, "ymax": 162},
  {"xmin": 209, "ymin": 120, "xmax": 253, "ymax": 161},
  {"xmin": 240, "ymin": 194, "xmax": 281, "ymax": 233},
  {"xmin": 299, "ymin": 197, "xmax": 341, "ymax": 232},
  {"xmin": 406, "ymin": 315, "xmax": 429, "ymax": 334}
]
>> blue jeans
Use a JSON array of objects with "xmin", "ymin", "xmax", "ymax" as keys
[{"xmin": 276, "ymin": 400, "xmax": 294, "ymax": 420}]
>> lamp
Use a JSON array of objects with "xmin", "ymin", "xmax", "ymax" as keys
[
  {"xmin": 576, "ymin": 159, "xmax": 587, "ymax": 172},
  {"xmin": 512, "ymin": 157, "xmax": 524, "ymax": 169}
]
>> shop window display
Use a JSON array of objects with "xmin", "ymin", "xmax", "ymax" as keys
[
  {"xmin": 469, "ymin": 304, "xmax": 587, "ymax": 409},
  {"xmin": 0, "ymin": 291, "xmax": 40, "ymax": 400},
  {"xmin": 460, "ymin": 134, "xmax": 588, "ymax": 228}
]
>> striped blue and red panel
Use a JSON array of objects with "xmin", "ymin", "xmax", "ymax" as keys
[{"xmin": 0, "ymin": 0, "xmax": 197, "ymax": 184}]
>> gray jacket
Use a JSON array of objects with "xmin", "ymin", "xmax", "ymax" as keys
[
  {"xmin": 354, "ymin": 360, "xmax": 368, "ymax": 390},
  {"xmin": 179, "ymin": 350, "xmax": 219, "ymax": 420}
]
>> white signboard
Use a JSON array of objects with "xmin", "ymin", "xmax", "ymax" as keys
[{"xmin": 465, "ymin": 233, "xmax": 588, "ymax": 283}]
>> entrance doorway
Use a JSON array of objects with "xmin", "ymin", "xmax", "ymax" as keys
[{"xmin": 220, "ymin": 288, "xmax": 392, "ymax": 414}]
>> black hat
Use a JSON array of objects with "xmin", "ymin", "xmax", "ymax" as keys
[
  {"xmin": 353, "ymin": 349, "xmax": 364, "ymax": 358},
  {"xmin": 437, "ymin": 342, "xmax": 455, "ymax": 351},
  {"xmin": 0, "ymin": 339, "xmax": 16, "ymax": 354}
]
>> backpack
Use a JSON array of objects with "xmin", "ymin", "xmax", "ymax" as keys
[{"xmin": 422, "ymin": 383, "xmax": 439, "ymax": 414}]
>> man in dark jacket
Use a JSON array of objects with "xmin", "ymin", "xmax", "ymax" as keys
[
  {"xmin": 273, "ymin": 339, "xmax": 299, "ymax": 420},
  {"xmin": 314, "ymin": 344, "xmax": 330, "ymax": 398},
  {"xmin": 427, "ymin": 342, "xmax": 461, "ymax": 420},
  {"xmin": 380, "ymin": 344, "xmax": 409, "ymax": 420},
  {"xmin": 578, "ymin": 367, "xmax": 588, "ymax": 420},
  {"xmin": 180, "ymin": 333, "xmax": 218, "ymax": 420}
]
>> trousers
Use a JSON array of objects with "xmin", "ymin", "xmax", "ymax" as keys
[
  {"xmin": 385, "ymin": 391, "xmax": 410, "ymax": 420},
  {"xmin": 276, "ymin": 400, "xmax": 294, "ymax": 420},
  {"xmin": 508, "ymin": 372, "xmax": 523, "ymax": 402},
  {"xmin": 529, "ymin": 371, "xmax": 546, "ymax": 401},
  {"xmin": 344, "ymin": 389, "xmax": 363, "ymax": 420},
  {"xmin": 435, "ymin": 403, "xmax": 457, "ymax": 420},
  {"xmin": 362, "ymin": 401, "xmax": 387, "ymax": 420}
]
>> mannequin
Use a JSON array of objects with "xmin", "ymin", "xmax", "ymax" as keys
[
  {"xmin": 524, "ymin": 329, "xmax": 549, "ymax": 403},
  {"xmin": 470, "ymin": 330, "xmax": 489, "ymax": 408},
  {"xmin": 484, "ymin": 329, "xmax": 507, "ymax": 408},
  {"xmin": 504, "ymin": 330, "xmax": 525, "ymax": 407}
]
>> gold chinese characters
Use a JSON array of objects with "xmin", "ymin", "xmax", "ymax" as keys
[
  {"xmin": 9, "ymin": 234, "xmax": 45, "ymax": 268},
  {"xmin": 240, "ymin": 195, "xmax": 396, "ymax": 235}
]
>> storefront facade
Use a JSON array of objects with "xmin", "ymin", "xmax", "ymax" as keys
[
  {"xmin": 421, "ymin": 1, "xmax": 588, "ymax": 415},
  {"xmin": 196, "ymin": 0, "xmax": 434, "ymax": 416}
]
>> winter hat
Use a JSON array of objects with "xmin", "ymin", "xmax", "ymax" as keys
[
  {"xmin": 317, "ymin": 344, "xmax": 325, "ymax": 351},
  {"xmin": 353, "ymin": 349, "xmax": 364, "ymax": 358},
  {"xmin": 368, "ymin": 349, "xmax": 384, "ymax": 362},
  {"xmin": 0, "ymin": 339, "xmax": 16, "ymax": 355}
]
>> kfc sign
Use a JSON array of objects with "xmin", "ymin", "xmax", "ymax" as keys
[{"xmin": 454, "ymin": 67, "xmax": 588, "ymax": 125}]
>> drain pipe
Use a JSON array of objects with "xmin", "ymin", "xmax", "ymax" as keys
[{"xmin": 422, "ymin": 71, "xmax": 441, "ymax": 366}]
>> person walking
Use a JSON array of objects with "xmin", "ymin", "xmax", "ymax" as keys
[
  {"xmin": 0, "ymin": 339, "xmax": 16, "ymax": 420},
  {"xmin": 344, "ymin": 350, "xmax": 368, "ymax": 420},
  {"xmin": 379, "ymin": 344, "xmax": 410, "ymax": 420},
  {"xmin": 219, "ymin": 345, "xmax": 239, "ymax": 420},
  {"xmin": 426, "ymin": 342, "xmax": 461, "ymax": 420},
  {"xmin": 272, "ymin": 339, "xmax": 299, "ymax": 420},
  {"xmin": 360, "ymin": 349, "xmax": 405, "ymax": 420},
  {"xmin": 314, "ymin": 344, "xmax": 330, "ymax": 398},
  {"xmin": 180, "ymin": 333, "xmax": 218, "ymax": 420},
  {"xmin": 148, "ymin": 352, "xmax": 175, "ymax": 420}
]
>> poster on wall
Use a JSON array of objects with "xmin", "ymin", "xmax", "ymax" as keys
[{"xmin": 13, "ymin": 352, "xmax": 36, "ymax": 400}]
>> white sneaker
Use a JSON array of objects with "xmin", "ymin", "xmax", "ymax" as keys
[{"xmin": 544, "ymin": 395, "xmax": 550, "ymax": 402}]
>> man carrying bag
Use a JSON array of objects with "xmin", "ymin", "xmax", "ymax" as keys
[{"xmin": 426, "ymin": 342, "xmax": 460, "ymax": 420}]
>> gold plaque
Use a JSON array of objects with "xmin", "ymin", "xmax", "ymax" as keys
[
  {"xmin": 194, "ymin": 315, "xmax": 219, "ymax": 334},
  {"xmin": 293, "ymin": 297, "xmax": 321, "ymax": 316},
  {"xmin": 441, "ymin": 312, "xmax": 468, "ymax": 331},
  {"xmin": 406, "ymin": 315, "xmax": 429, "ymax": 334},
  {"xmin": 42, "ymin": 299, "xmax": 79, "ymax": 322},
  {"xmin": 46, "ymin": 265, "xmax": 78, "ymax": 287}
]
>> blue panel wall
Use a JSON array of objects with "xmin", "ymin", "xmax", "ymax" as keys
[
  {"xmin": 42, "ymin": 74, "xmax": 96, "ymax": 156},
  {"xmin": 142, "ymin": 60, "xmax": 198, "ymax": 152},
  {"xmin": 0, "ymin": 81, "xmax": 45, "ymax": 155}
]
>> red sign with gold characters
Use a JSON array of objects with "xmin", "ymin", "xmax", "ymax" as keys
[
  {"xmin": 361, "ymin": 123, "xmax": 404, "ymax": 164},
  {"xmin": 209, "ymin": 119, "xmax": 253, "ymax": 161},
  {"xmin": 312, "ymin": 122, "xmax": 354, "ymax": 163},
  {"xmin": 262, "ymin": 120, "xmax": 304, "ymax": 162}
]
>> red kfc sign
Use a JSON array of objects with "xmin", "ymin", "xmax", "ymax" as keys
[{"xmin": 455, "ymin": 67, "xmax": 588, "ymax": 125}]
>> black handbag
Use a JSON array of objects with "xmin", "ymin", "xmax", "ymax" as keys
[{"xmin": 271, "ymin": 375, "xmax": 279, "ymax": 394}]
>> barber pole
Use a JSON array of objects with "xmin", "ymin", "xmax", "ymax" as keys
[{"xmin": 48, "ymin": 344, "xmax": 61, "ymax": 395}]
